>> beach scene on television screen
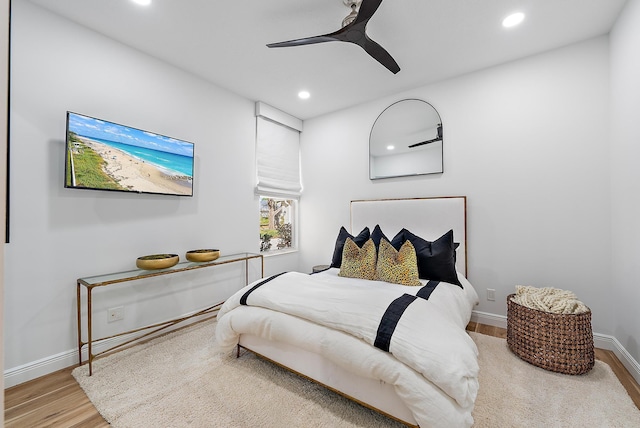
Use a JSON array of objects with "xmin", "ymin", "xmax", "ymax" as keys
[{"xmin": 65, "ymin": 113, "xmax": 194, "ymax": 196}]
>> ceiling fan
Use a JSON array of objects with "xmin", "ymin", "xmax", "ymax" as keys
[{"xmin": 267, "ymin": 0, "xmax": 400, "ymax": 74}]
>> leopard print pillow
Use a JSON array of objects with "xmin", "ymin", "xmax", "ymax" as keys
[
  {"xmin": 375, "ymin": 238, "xmax": 421, "ymax": 286},
  {"xmin": 338, "ymin": 238, "xmax": 376, "ymax": 280}
]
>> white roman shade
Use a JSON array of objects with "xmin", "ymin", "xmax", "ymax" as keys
[{"xmin": 255, "ymin": 102, "xmax": 302, "ymax": 198}]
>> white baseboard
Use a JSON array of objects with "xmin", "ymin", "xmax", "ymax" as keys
[
  {"xmin": 4, "ymin": 331, "xmax": 139, "ymax": 388},
  {"xmin": 4, "ymin": 348, "xmax": 80, "ymax": 388},
  {"xmin": 4, "ymin": 311, "xmax": 212, "ymax": 388},
  {"xmin": 592, "ymin": 333, "xmax": 640, "ymax": 386},
  {"xmin": 471, "ymin": 310, "xmax": 640, "ymax": 385},
  {"xmin": 470, "ymin": 310, "xmax": 507, "ymax": 328}
]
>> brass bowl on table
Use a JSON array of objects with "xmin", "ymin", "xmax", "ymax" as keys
[
  {"xmin": 185, "ymin": 249, "xmax": 220, "ymax": 263},
  {"xmin": 136, "ymin": 254, "xmax": 180, "ymax": 270}
]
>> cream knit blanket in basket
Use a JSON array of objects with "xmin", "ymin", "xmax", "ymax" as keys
[{"xmin": 512, "ymin": 285, "xmax": 589, "ymax": 314}]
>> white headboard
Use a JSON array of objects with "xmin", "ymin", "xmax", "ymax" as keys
[{"xmin": 350, "ymin": 197, "xmax": 467, "ymax": 276}]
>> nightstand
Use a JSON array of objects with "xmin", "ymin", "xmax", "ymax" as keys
[{"xmin": 312, "ymin": 264, "xmax": 330, "ymax": 273}]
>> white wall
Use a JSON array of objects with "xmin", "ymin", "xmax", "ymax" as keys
[
  {"xmin": 4, "ymin": 1, "xmax": 298, "ymax": 386},
  {"xmin": 610, "ymin": 0, "xmax": 640, "ymax": 364},
  {"xmin": 1, "ymin": 0, "xmax": 9, "ymax": 416},
  {"xmin": 300, "ymin": 37, "xmax": 613, "ymax": 337}
]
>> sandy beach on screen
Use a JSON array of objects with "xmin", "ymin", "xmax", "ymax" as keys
[{"xmin": 80, "ymin": 137, "xmax": 192, "ymax": 195}]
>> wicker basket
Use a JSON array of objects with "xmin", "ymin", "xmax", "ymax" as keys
[{"xmin": 506, "ymin": 294, "xmax": 594, "ymax": 375}]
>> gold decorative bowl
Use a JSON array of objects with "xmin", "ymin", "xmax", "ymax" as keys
[
  {"xmin": 136, "ymin": 254, "xmax": 180, "ymax": 270},
  {"xmin": 185, "ymin": 249, "xmax": 220, "ymax": 263}
]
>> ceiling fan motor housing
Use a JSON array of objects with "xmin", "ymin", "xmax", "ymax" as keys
[{"xmin": 342, "ymin": 0, "xmax": 362, "ymax": 27}]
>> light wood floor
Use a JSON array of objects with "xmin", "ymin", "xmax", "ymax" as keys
[{"xmin": 5, "ymin": 323, "xmax": 640, "ymax": 427}]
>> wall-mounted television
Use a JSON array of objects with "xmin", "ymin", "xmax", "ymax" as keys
[{"xmin": 64, "ymin": 112, "xmax": 194, "ymax": 196}]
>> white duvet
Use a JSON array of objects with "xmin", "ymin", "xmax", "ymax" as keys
[{"xmin": 216, "ymin": 268, "xmax": 480, "ymax": 427}]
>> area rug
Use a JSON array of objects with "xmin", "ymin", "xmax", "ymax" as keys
[{"xmin": 73, "ymin": 321, "xmax": 640, "ymax": 427}]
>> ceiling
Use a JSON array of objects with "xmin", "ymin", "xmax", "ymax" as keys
[{"xmin": 26, "ymin": 0, "xmax": 627, "ymax": 120}]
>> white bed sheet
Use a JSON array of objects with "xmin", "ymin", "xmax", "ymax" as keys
[{"xmin": 216, "ymin": 269, "xmax": 480, "ymax": 427}]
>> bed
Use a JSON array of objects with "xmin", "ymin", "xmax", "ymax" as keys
[{"xmin": 216, "ymin": 196, "xmax": 480, "ymax": 427}]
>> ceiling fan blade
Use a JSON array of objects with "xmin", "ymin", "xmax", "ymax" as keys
[
  {"xmin": 354, "ymin": 0, "xmax": 384, "ymax": 24},
  {"xmin": 267, "ymin": 35, "xmax": 336, "ymax": 48},
  {"xmin": 360, "ymin": 36, "xmax": 400, "ymax": 74},
  {"xmin": 408, "ymin": 137, "xmax": 442, "ymax": 148}
]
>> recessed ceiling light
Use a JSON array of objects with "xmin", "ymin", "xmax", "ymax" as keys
[
  {"xmin": 387, "ymin": 145, "xmax": 395, "ymax": 151},
  {"xmin": 502, "ymin": 12, "xmax": 525, "ymax": 28},
  {"xmin": 298, "ymin": 91, "xmax": 310, "ymax": 100},
  {"xmin": 132, "ymin": 0, "xmax": 152, "ymax": 6}
]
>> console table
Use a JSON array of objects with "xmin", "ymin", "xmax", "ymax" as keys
[{"xmin": 77, "ymin": 252, "xmax": 263, "ymax": 375}]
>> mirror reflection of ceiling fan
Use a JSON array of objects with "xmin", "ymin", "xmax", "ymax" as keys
[
  {"xmin": 408, "ymin": 124, "xmax": 443, "ymax": 148},
  {"xmin": 267, "ymin": 0, "xmax": 400, "ymax": 74}
]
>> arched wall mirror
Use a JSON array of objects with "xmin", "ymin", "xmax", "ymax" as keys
[{"xmin": 369, "ymin": 99, "xmax": 443, "ymax": 180}]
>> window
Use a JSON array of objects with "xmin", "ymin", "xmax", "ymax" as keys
[
  {"xmin": 259, "ymin": 196, "xmax": 296, "ymax": 253},
  {"xmin": 255, "ymin": 102, "xmax": 302, "ymax": 254}
]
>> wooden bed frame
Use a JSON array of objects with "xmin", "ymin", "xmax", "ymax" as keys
[{"xmin": 238, "ymin": 196, "xmax": 468, "ymax": 426}]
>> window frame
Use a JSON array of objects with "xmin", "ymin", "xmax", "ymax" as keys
[{"xmin": 259, "ymin": 195, "xmax": 298, "ymax": 256}]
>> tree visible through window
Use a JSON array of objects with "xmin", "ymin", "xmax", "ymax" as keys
[{"xmin": 260, "ymin": 196, "xmax": 295, "ymax": 253}]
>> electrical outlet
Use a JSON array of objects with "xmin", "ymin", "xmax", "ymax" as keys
[
  {"xmin": 487, "ymin": 289, "xmax": 496, "ymax": 301},
  {"xmin": 107, "ymin": 306, "xmax": 124, "ymax": 322}
]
